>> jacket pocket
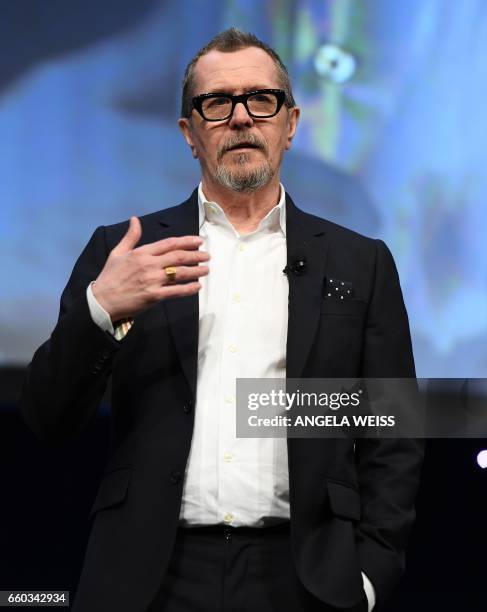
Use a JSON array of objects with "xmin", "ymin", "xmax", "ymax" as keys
[
  {"xmin": 320, "ymin": 299, "xmax": 367, "ymax": 317},
  {"xmin": 89, "ymin": 466, "xmax": 132, "ymax": 517},
  {"xmin": 326, "ymin": 479, "xmax": 362, "ymax": 521}
]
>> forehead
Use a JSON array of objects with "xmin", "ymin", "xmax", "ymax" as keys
[{"xmin": 192, "ymin": 46, "xmax": 281, "ymax": 94}]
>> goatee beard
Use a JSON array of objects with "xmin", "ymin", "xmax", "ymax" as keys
[
  {"xmin": 214, "ymin": 157, "xmax": 275, "ymax": 192},
  {"xmin": 214, "ymin": 132, "xmax": 273, "ymax": 192}
]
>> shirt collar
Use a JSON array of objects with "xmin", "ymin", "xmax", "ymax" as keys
[{"xmin": 197, "ymin": 181, "xmax": 286, "ymax": 237}]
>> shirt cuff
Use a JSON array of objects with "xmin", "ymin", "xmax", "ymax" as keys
[
  {"xmin": 86, "ymin": 282, "xmax": 115, "ymax": 335},
  {"xmin": 361, "ymin": 572, "xmax": 376, "ymax": 612}
]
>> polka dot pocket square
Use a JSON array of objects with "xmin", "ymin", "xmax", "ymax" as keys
[{"xmin": 323, "ymin": 277, "xmax": 354, "ymax": 300}]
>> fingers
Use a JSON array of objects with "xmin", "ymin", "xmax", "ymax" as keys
[
  {"xmin": 158, "ymin": 281, "xmax": 203, "ymax": 300},
  {"xmin": 113, "ymin": 216, "xmax": 142, "ymax": 255},
  {"xmin": 159, "ymin": 248, "xmax": 210, "ymax": 269},
  {"xmin": 144, "ymin": 235, "xmax": 203, "ymax": 256},
  {"xmin": 162, "ymin": 264, "xmax": 209, "ymax": 285}
]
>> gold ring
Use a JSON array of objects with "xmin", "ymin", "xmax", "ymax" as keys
[{"xmin": 164, "ymin": 266, "xmax": 177, "ymax": 282}]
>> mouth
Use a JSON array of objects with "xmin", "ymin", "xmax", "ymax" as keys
[{"xmin": 226, "ymin": 143, "xmax": 261, "ymax": 152}]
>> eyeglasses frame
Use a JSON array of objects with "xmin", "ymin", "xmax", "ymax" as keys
[{"xmin": 191, "ymin": 88, "xmax": 287, "ymax": 121}]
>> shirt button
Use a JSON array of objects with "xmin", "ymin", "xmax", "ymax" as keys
[
  {"xmin": 238, "ymin": 243, "xmax": 246, "ymax": 252},
  {"xmin": 223, "ymin": 513, "xmax": 234, "ymax": 524},
  {"xmin": 232, "ymin": 293, "xmax": 241, "ymax": 303},
  {"xmin": 225, "ymin": 394, "xmax": 235, "ymax": 404},
  {"xmin": 223, "ymin": 452, "xmax": 233, "ymax": 463},
  {"xmin": 228, "ymin": 344, "xmax": 237, "ymax": 353}
]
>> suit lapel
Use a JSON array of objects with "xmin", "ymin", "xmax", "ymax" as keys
[
  {"xmin": 285, "ymin": 194, "xmax": 328, "ymax": 378},
  {"xmin": 147, "ymin": 190, "xmax": 200, "ymax": 398}
]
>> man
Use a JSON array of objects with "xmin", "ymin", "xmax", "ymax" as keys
[{"xmin": 21, "ymin": 28, "xmax": 423, "ymax": 612}]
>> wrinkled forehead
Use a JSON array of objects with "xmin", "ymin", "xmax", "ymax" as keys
[{"xmin": 192, "ymin": 47, "xmax": 282, "ymax": 95}]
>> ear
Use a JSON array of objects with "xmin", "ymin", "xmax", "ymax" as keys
[
  {"xmin": 284, "ymin": 106, "xmax": 300, "ymax": 150},
  {"xmin": 178, "ymin": 117, "xmax": 199, "ymax": 159}
]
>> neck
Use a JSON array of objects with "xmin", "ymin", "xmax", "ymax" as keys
[{"xmin": 201, "ymin": 176, "xmax": 282, "ymax": 234}]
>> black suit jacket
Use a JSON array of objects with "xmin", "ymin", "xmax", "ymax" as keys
[{"xmin": 21, "ymin": 189, "xmax": 423, "ymax": 612}]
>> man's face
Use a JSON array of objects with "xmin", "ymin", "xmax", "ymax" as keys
[{"xmin": 178, "ymin": 46, "xmax": 300, "ymax": 193}]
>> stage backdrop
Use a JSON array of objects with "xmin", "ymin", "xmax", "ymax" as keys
[{"xmin": 1, "ymin": 0, "xmax": 486, "ymax": 377}]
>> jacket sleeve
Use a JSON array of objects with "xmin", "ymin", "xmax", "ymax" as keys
[
  {"xmin": 19, "ymin": 226, "xmax": 122, "ymax": 444},
  {"xmin": 355, "ymin": 239, "xmax": 424, "ymax": 607}
]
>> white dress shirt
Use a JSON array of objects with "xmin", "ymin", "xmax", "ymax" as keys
[
  {"xmin": 179, "ymin": 183, "xmax": 290, "ymax": 527},
  {"xmin": 86, "ymin": 183, "xmax": 375, "ymax": 610}
]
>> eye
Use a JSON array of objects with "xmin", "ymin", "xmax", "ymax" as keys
[
  {"xmin": 250, "ymin": 93, "xmax": 273, "ymax": 103},
  {"xmin": 206, "ymin": 96, "xmax": 230, "ymax": 108}
]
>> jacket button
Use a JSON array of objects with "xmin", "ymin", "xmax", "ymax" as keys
[
  {"xmin": 100, "ymin": 348, "xmax": 112, "ymax": 360},
  {"xmin": 183, "ymin": 401, "xmax": 192, "ymax": 414},
  {"xmin": 169, "ymin": 470, "xmax": 182, "ymax": 484}
]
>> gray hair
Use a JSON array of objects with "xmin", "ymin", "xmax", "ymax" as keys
[{"xmin": 181, "ymin": 27, "xmax": 296, "ymax": 118}]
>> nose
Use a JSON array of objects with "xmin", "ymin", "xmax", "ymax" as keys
[{"xmin": 228, "ymin": 101, "xmax": 254, "ymax": 128}]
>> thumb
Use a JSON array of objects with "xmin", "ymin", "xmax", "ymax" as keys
[{"xmin": 113, "ymin": 216, "xmax": 142, "ymax": 254}]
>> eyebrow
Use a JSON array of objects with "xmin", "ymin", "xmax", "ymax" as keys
[{"xmin": 202, "ymin": 85, "xmax": 275, "ymax": 94}]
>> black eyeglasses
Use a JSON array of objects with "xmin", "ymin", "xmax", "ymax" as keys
[{"xmin": 191, "ymin": 89, "xmax": 286, "ymax": 121}]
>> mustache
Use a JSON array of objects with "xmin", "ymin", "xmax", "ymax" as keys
[{"xmin": 217, "ymin": 133, "xmax": 268, "ymax": 161}]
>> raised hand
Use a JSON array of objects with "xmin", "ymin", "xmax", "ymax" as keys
[{"xmin": 91, "ymin": 216, "xmax": 209, "ymax": 321}]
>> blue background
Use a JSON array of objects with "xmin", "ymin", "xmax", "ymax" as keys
[{"xmin": 1, "ymin": 0, "xmax": 486, "ymax": 377}]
